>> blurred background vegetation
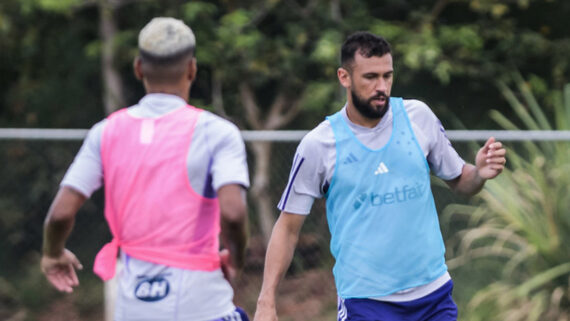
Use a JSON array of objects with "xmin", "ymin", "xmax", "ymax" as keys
[{"xmin": 0, "ymin": 0, "xmax": 569, "ymax": 320}]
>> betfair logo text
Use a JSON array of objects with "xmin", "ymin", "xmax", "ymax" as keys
[{"xmin": 353, "ymin": 183, "xmax": 426, "ymax": 210}]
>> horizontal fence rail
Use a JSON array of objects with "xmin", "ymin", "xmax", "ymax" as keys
[{"xmin": 2, "ymin": 128, "xmax": 570, "ymax": 141}]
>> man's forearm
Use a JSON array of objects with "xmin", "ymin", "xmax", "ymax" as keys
[
  {"xmin": 42, "ymin": 187, "xmax": 86, "ymax": 257},
  {"xmin": 257, "ymin": 214, "xmax": 303, "ymax": 304},
  {"xmin": 43, "ymin": 216, "xmax": 75, "ymax": 257},
  {"xmin": 218, "ymin": 184, "xmax": 249, "ymax": 268},
  {"xmin": 448, "ymin": 164, "xmax": 486, "ymax": 196},
  {"xmin": 221, "ymin": 219, "xmax": 248, "ymax": 269}
]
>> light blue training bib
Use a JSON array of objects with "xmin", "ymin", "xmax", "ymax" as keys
[{"xmin": 325, "ymin": 97, "xmax": 447, "ymax": 299}]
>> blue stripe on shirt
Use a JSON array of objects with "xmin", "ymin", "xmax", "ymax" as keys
[{"xmin": 279, "ymin": 156, "xmax": 305, "ymax": 210}]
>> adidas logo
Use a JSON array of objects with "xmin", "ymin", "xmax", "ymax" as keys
[
  {"xmin": 374, "ymin": 162, "xmax": 389, "ymax": 175},
  {"xmin": 343, "ymin": 153, "xmax": 358, "ymax": 164}
]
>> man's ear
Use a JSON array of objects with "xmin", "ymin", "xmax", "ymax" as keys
[
  {"xmin": 337, "ymin": 67, "xmax": 351, "ymax": 89},
  {"xmin": 187, "ymin": 57, "xmax": 197, "ymax": 82},
  {"xmin": 133, "ymin": 57, "xmax": 144, "ymax": 80}
]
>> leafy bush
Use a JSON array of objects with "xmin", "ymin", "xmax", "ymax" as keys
[{"xmin": 444, "ymin": 74, "xmax": 570, "ymax": 321}]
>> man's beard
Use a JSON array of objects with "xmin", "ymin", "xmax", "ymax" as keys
[{"xmin": 351, "ymin": 90, "xmax": 390, "ymax": 119}]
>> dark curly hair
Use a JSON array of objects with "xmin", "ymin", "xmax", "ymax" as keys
[{"xmin": 341, "ymin": 31, "xmax": 392, "ymax": 71}]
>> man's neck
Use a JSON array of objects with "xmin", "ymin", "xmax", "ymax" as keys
[
  {"xmin": 144, "ymin": 81, "xmax": 190, "ymax": 102},
  {"xmin": 145, "ymin": 89, "xmax": 188, "ymax": 102},
  {"xmin": 345, "ymin": 103, "xmax": 382, "ymax": 128}
]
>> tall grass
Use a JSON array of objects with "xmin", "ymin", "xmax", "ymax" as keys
[{"xmin": 444, "ymin": 74, "xmax": 570, "ymax": 321}]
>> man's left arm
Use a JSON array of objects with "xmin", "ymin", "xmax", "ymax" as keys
[
  {"xmin": 41, "ymin": 186, "xmax": 86, "ymax": 293},
  {"xmin": 218, "ymin": 184, "xmax": 249, "ymax": 284},
  {"xmin": 207, "ymin": 118, "xmax": 250, "ymax": 284},
  {"xmin": 445, "ymin": 137, "xmax": 507, "ymax": 196}
]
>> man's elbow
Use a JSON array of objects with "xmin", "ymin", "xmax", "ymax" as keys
[
  {"xmin": 218, "ymin": 184, "xmax": 248, "ymax": 225},
  {"xmin": 446, "ymin": 179, "xmax": 483, "ymax": 197},
  {"xmin": 44, "ymin": 187, "xmax": 86, "ymax": 225},
  {"xmin": 221, "ymin": 202, "xmax": 248, "ymax": 225},
  {"xmin": 445, "ymin": 175, "xmax": 461, "ymax": 194},
  {"xmin": 44, "ymin": 208, "xmax": 76, "ymax": 230}
]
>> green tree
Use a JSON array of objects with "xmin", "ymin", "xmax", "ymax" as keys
[
  {"xmin": 179, "ymin": 0, "xmax": 570, "ymax": 243},
  {"xmin": 2, "ymin": 0, "xmax": 569, "ymax": 244},
  {"xmin": 179, "ymin": 0, "xmax": 347, "ymax": 242},
  {"xmin": 2, "ymin": 1, "xmax": 570, "ymax": 318}
]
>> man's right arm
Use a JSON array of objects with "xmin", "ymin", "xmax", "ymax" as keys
[
  {"xmin": 254, "ymin": 125, "xmax": 327, "ymax": 320},
  {"xmin": 254, "ymin": 212, "xmax": 307, "ymax": 321}
]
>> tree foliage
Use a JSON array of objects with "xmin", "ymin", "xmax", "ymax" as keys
[
  {"xmin": 1, "ymin": 0, "xmax": 570, "ymax": 318},
  {"xmin": 2, "ymin": 0, "xmax": 569, "ymax": 128}
]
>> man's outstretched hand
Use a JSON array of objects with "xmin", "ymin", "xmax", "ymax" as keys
[
  {"xmin": 475, "ymin": 137, "xmax": 507, "ymax": 180},
  {"xmin": 41, "ymin": 248, "xmax": 83, "ymax": 293}
]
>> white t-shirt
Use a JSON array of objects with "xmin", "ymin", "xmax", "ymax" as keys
[
  {"xmin": 278, "ymin": 99, "xmax": 465, "ymax": 302},
  {"xmin": 62, "ymin": 93, "xmax": 250, "ymax": 320},
  {"xmin": 62, "ymin": 93, "xmax": 249, "ymax": 198}
]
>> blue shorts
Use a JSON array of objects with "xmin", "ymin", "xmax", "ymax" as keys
[
  {"xmin": 338, "ymin": 280, "xmax": 458, "ymax": 321},
  {"xmin": 212, "ymin": 306, "xmax": 249, "ymax": 321}
]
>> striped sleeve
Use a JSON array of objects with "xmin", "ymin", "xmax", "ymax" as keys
[{"xmin": 277, "ymin": 122, "xmax": 333, "ymax": 215}]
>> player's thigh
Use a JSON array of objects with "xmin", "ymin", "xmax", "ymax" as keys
[{"xmin": 338, "ymin": 281, "xmax": 457, "ymax": 321}]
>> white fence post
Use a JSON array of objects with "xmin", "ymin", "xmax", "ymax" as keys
[{"xmin": 104, "ymin": 259, "xmax": 121, "ymax": 321}]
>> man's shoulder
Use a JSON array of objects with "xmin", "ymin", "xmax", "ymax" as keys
[
  {"xmin": 402, "ymin": 98, "xmax": 437, "ymax": 121},
  {"xmin": 402, "ymin": 98, "xmax": 431, "ymax": 112},
  {"xmin": 300, "ymin": 118, "xmax": 335, "ymax": 150},
  {"xmin": 197, "ymin": 110, "xmax": 242, "ymax": 136},
  {"xmin": 87, "ymin": 119, "xmax": 108, "ymax": 142}
]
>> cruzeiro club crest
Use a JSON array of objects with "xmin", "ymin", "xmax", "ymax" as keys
[{"xmin": 135, "ymin": 275, "xmax": 170, "ymax": 302}]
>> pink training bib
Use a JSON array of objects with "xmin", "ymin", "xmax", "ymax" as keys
[{"xmin": 94, "ymin": 105, "xmax": 221, "ymax": 281}]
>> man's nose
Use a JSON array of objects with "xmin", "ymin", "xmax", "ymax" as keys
[{"xmin": 376, "ymin": 79, "xmax": 388, "ymax": 92}]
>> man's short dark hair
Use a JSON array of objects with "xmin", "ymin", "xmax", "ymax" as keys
[
  {"xmin": 138, "ymin": 48, "xmax": 194, "ymax": 85},
  {"xmin": 139, "ymin": 46, "xmax": 194, "ymax": 66},
  {"xmin": 341, "ymin": 32, "xmax": 392, "ymax": 70}
]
